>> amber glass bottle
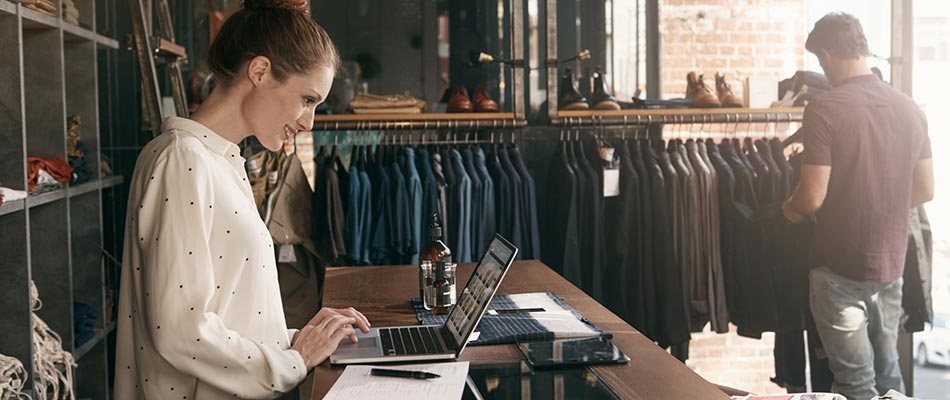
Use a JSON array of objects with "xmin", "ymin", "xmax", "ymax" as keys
[{"xmin": 419, "ymin": 213, "xmax": 454, "ymax": 314}]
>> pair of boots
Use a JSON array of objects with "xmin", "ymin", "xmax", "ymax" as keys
[
  {"xmin": 559, "ymin": 67, "xmax": 620, "ymax": 111},
  {"xmin": 686, "ymin": 72, "xmax": 743, "ymax": 108},
  {"xmin": 446, "ymin": 86, "xmax": 500, "ymax": 113}
]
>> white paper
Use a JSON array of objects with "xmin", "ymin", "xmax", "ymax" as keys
[
  {"xmin": 603, "ymin": 169, "xmax": 620, "ymax": 197},
  {"xmin": 323, "ymin": 361, "xmax": 470, "ymax": 400},
  {"xmin": 467, "ymin": 331, "xmax": 480, "ymax": 342}
]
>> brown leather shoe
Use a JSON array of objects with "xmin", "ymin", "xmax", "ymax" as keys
[
  {"xmin": 589, "ymin": 68, "xmax": 621, "ymax": 110},
  {"xmin": 716, "ymin": 72, "xmax": 744, "ymax": 108},
  {"xmin": 558, "ymin": 68, "xmax": 589, "ymax": 110},
  {"xmin": 471, "ymin": 88, "xmax": 500, "ymax": 113},
  {"xmin": 447, "ymin": 86, "xmax": 474, "ymax": 113},
  {"xmin": 686, "ymin": 72, "xmax": 721, "ymax": 108}
]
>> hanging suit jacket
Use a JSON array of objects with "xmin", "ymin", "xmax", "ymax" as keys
[
  {"xmin": 903, "ymin": 206, "xmax": 934, "ymax": 332},
  {"xmin": 511, "ymin": 147, "xmax": 541, "ymax": 260},
  {"xmin": 266, "ymin": 153, "xmax": 324, "ymax": 330}
]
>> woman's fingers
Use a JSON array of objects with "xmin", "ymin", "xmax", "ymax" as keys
[{"xmin": 331, "ymin": 307, "xmax": 370, "ymax": 333}]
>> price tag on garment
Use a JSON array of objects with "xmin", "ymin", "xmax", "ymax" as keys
[
  {"xmin": 603, "ymin": 169, "xmax": 620, "ymax": 197},
  {"xmin": 278, "ymin": 244, "xmax": 297, "ymax": 263}
]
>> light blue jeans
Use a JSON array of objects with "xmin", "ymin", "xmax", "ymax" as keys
[{"xmin": 809, "ymin": 266, "xmax": 904, "ymax": 400}]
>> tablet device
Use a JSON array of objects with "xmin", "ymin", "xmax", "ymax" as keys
[{"xmin": 517, "ymin": 337, "xmax": 630, "ymax": 369}]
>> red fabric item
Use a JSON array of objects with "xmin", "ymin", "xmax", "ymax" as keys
[{"xmin": 27, "ymin": 156, "xmax": 73, "ymax": 191}]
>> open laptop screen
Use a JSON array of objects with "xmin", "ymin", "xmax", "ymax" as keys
[{"xmin": 444, "ymin": 235, "xmax": 517, "ymax": 350}]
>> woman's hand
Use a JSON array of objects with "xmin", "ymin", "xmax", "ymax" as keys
[
  {"xmin": 306, "ymin": 307, "xmax": 371, "ymax": 343},
  {"xmin": 290, "ymin": 315, "xmax": 356, "ymax": 369}
]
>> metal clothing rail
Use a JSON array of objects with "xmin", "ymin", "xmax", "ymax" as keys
[
  {"xmin": 551, "ymin": 108, "xmax": 804, "ymax": 127},
  {"xmin": 312, "ymin": 117, "xmax": 528, "ymax": 131}
]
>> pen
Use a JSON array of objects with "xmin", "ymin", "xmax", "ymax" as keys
[
  {"xmin": 370, "ymin": 368, "xmax": 441, "ymax": 380},
  {"xmin": 491, "ymin": 308, "xmax": 545, "ymax": 314}
]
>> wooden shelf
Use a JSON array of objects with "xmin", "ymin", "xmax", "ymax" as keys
[
  {"xmin": 62, "ymin": 21, "xmax": 97, "ymax": 43},
  {"xmin": 316, "ymin": 112, "xmax": 517, "ymax": 122},
  {"xmin": 0, "ymin": 198, "xmax": 25, "ymax": 216},
  {"xmin": 313, "ymin": 112, "xmax": 525, "ymax": 130},
  {"xmin": 553, "ymin": 107, "xmax": 804, "ymax": 126},
  {"xmin": 102, "ymin": 175, "xmax": 124, "ymax": 189},
  {"xmin": 26, "ymin": 188, "xmax": 66, "ymax": 208},
  {"xmin": 19, "ymin": 5, "xmax": 59, "ymax": 30},
  {"xmin": 22, "ymin": 176, "xmax": 124, "ymax": 209},
  {"xmin": 94, "ymin": 32, "xmax": 119, "ymax": 49},
  {"xmin": 74, "ymin": 321, "xmax": 116, "ymax": 361},
  {"xmin": 558, "ymin": 107, "xmax": 804, "ymax": 118},
  {"xmin": 0, "ymin": 0, "xmax": 15, "ymax": 15},
  {"xmin": 68, "ymin": 179, "xmax": 101, "ymax": 197}
]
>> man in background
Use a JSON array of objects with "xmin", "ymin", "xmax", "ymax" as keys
[{"xmin": 782, "ymin": 12, "xmax": 934, "ymax": 400}]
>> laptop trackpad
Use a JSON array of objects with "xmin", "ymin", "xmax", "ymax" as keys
[
  {"xmin": 339, "ymin": 336, "xmax": 378, "ymax": 348},
  {"xmin": 333, "ymin": 332, "xmax": 382, "ymax": 357}
]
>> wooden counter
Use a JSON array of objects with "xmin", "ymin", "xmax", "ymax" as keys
[{"xmin": 311, "ymin": 260, "xmax": 731, "ymax": 399}]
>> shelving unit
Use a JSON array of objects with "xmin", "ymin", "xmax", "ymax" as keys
[
  {"xmin": 0, "ymin": 0, "xmax": 122, "ymax": 399},
  {"xmin": 312, "ymin": 0, "xmax": 526, "ymax": 132}
]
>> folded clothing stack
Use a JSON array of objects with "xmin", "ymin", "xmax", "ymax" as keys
[
  {"xmin": 62, "ymin": 0, "xmax": 79, "ymax": 25},
  {"xmin": 73, "ymin": 302, "xmax": 99, "ymax": 347},
  {"xmin": 67, "ymin": 114, "xmax": 94, "ymax": 184},
  {"xmin": 773, "ymin": 70, "xmax": 832, "ymax": 107},
  {"xmin": 0, "ymin": 185, "xmax": 29, "ymax": 206},
  {"xmin": 347, "ymin": 93, "xmax": 426, "ymax": 115},
  {"xmin": 21, "ymin": 0, "xmax": 57, "ymax": 18},
  {"xmin": 27, "ymin": 156, "xmax": 72, "ymax": 194}
]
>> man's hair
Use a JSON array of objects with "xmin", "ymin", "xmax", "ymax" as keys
[{"xmin": 805, "ymin": 12, "xmax": 870, "ymax": 59}]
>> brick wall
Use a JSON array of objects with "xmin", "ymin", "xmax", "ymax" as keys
[
  {"xmin": 687, "ymin": 325, "xmax": 784, "ymax": 395},
  {"xmin": 660, "ymin": 0, "xmax": 807, "ymax": 99},
  {"xmin": 658, "ymin": 1, "xmax": 808, "ymax": 394}
]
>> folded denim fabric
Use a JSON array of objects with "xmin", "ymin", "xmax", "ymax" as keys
[{"xmin": 348, "ymin": 93, "xmax": 425, "ymax": 110}]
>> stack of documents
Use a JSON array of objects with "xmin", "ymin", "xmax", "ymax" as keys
[
  {"xmin": 413, "ymin": 292, "xmax": 610, "ymax": 345},
  {"xmin": 323, "ymin": 362, "xmax": 469, "ymax": 400}
]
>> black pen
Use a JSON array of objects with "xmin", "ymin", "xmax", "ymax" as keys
[{"xmin": 370, "ymin": 368, "xmax": 441, "ymax": 380}]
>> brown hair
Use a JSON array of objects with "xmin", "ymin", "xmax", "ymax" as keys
[
  {"xmin": 805, "ymin": 12, "xmax": 870, "ymax": 59},
  {"xmin": 208, "ymin": 0, "xmax": 340, "ymax": 86}
]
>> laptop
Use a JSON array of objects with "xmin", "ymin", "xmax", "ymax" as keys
[{"xmin": 330, "ymin": 234, "xmax": 518, "ymax": 364}]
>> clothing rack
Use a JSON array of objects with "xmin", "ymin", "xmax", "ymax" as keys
[
  {"xmin": 312, "ymin": 116, "xmax": 529, "ymax": 132},
  {"xmin": 320, "ymin": 128, "xmax": 520, "ymax": 146},
  {"xmin": 552, "ymin": 108, "xmax": 804, "ymax": 127}
]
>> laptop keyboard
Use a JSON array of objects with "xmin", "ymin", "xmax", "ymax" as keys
[{"xmin": 379, "ymin": 326, "xmax": 443, "ymax": 356}]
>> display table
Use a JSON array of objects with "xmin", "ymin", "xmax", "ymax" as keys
[{"xmin": 311, "ymin": 260, "xmax": 731, "ymax": 399}]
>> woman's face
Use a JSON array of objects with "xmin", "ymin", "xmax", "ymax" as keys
[{"xmin": 244, "ymin": 63, "xmax": 334, "ymax": 151}]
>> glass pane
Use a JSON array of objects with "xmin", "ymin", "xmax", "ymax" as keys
[
  {"xmin": 804, "ymin": 1, "xmax": 891, "ymax": 76},
  {"xmin": 912, "ymin": 0, "xmax": 950, "ymax": 398}
]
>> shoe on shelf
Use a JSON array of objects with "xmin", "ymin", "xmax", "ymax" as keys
[
  {"xmin": 446, "ymin": 86, "xmax": 474, "ymax": 113},
  {"xmin": 558, "ymin": 68, "xmax": 590, "ymax": 111},
  {"xmin": 715, "ymin": 72, "xmax": 744, "ymax": 108},
  {"xmin": 686, "ymin": 71, "xmax": 721, "ymax": 108},
  {"xmin": 589, "ymin": 67, "xmax": 621, "ymax": 110},
  {"xmin": 471, "ymin": 88, "xmax": 500, "ymax": 113}
]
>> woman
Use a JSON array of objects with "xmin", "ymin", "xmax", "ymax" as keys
[{"xmin": 113, "ymin": 1, "xmax": 369, "ymax": 398}]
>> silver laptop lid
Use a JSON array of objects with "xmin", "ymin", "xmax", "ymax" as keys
[{"xmin": 441, "ymin": 234, "xmax": 518, "ymax": 356}]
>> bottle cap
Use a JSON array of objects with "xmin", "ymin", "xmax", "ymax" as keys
[{"xmin": 429, "ymin": 213, "xmax": 443, "ymax": 239}]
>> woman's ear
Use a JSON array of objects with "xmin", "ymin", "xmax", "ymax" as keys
[{"xmin": 246, "ymin": 56, "xmax": 272, "ymax": 87}]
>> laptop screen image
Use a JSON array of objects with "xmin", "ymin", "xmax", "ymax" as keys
[{"xmin": 443, "ymin": 235, "xmax": 517, "ymax": 352}]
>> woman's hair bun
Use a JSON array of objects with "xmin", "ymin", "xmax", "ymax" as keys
[{"xmin": 243, "ymin": 0, "xmax": 308, "ymax": 13}]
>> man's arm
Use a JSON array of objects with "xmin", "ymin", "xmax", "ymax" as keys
[
  {"xmin": 783, "ymin": 164, "xmax": 832, "ymax": 222},
  {"xmin": 912, "ymin": 158, "xmax": 934, "ymax": 208}
]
